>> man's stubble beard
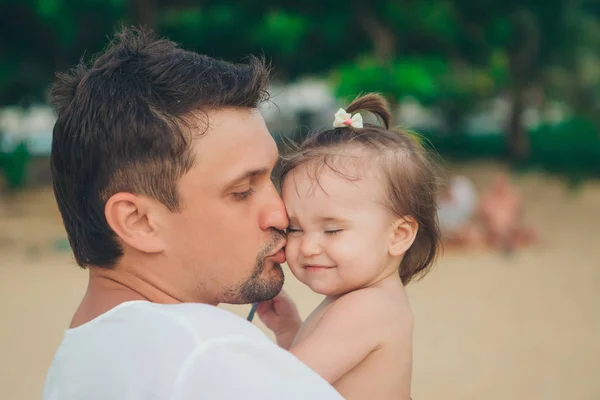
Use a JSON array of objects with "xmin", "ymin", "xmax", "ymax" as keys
[
  {"xmin": 236, "ymin": 259, "xmax": 285, "ymax": 304},
  {"xmin": 223, "ymin": 231, "xmax": 286, "ymax": 304}
]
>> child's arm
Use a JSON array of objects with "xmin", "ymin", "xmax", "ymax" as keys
[
  {"xmin": 257, "ymin": 290, "xmax": 302, "ymax": 349},
  {"xmin": 289, "ymin": 290, "xmax": 388, "ymax": 384}
]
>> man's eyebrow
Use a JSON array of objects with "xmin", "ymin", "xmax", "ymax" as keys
[{"xmin": 226, "ymin": 168, "xmax": 269, "ymax": 187}]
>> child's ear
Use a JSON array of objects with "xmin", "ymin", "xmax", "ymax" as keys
[{"xmin": 389, "ymin": 217, "xmax": 418, "ymax": 257}]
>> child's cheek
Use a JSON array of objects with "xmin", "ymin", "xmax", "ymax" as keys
[
  {"xmin": 330, "ymin": 234, "xmax": 356, "ymax": 260},
  {"xmin": 284, "ymin": 240, "xmax": 299, "ymax": 268}
]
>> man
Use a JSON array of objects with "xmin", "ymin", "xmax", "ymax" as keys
[{"xmin": 43, "ymin": 27, "xmax": 342, "ymax": 399}]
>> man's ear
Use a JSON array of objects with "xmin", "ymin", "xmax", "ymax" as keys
[
  {"xmin": 104, "ymin": 192, "xmax": 164, "ymax": 254},
  {"xmin": 389, "ymin": 217, "xmax": 419, "ymax": 257}
]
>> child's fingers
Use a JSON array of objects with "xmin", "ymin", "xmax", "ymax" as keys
[
  {"xmin": 256, "ymin": 300, "xmax": 267, "ymax": 314},
  {"xmin": 256, "ymin": 299, "xmax": 273, "ymax": 317},
  {"xmin": 273, "ymin": 292, "xmax": 297, "ymax": 313},
  {"xmin": 276, "ymin": 290, "xmax": 291, "ymax": 302}
]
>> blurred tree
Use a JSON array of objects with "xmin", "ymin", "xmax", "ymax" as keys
[
  {"xmin": 329, "ymin": 0, "xmax": 582, "ymax": 160},
  {"xmin": 0, "ymin": 0, "xmax": 128, "ymax": 104},
  {"xmin": 0, "ymin": 0, "xmax": 599, "ymax": 168},
  {"xmin": 131, "ymin": 0, "xmax": 157, "ymax": 30},
  {"xmin": 452, "ymin": 0, "xmax": 570, "ymax": 160}
]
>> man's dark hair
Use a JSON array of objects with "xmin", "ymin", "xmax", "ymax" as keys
[{"xmin": 50, "ymin": 26, "xmax": 270, "ymax": 268}]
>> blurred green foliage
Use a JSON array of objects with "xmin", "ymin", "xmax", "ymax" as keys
[
  {"xmin": 422, "ymin": 121, "xmax": 600, "ymax": 179},
  {"xmin": 0, "ymin": 0, "xmax": 599, "ymax": 182},
  {"xmin": 0, "ymin": 143, "xmax": 30, "ymax": 189}
]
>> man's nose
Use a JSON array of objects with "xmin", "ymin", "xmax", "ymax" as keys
[{"xmin": 259, "ymin": 183, "xmax": 288, "ymax": 232}]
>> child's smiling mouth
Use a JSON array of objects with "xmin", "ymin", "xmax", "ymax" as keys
[{"xmin": 304, "ymin": 265, "xmax": 336, "ymax": 271}]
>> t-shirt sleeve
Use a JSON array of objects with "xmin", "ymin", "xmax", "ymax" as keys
[{"xmin": 170, "ymin": 336, "xmax": 344, "ymax": 400}]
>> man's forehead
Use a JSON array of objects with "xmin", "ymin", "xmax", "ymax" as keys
[
  {"xmin": 224, "ymin": 166, "xmax": 273, "ymax": 187},
  {"xmin": 191, "ymin": 108, "xmax": 278, "ymax": 173}
]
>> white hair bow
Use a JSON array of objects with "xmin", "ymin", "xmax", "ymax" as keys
[{"xmin": 333, "ymin": 108, "xmax": 363, "ymax": 128}]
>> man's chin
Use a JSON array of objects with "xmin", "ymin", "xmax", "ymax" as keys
[
  {"xmin": 262, "ymin": 263, "xmax": 285, "ymax": 299},
  {"xmin": 228, "ymin": 264, "xmax": 285, "ymax": 305},
  {"xmin": 252, "ymin": 263, "xmax": 285, "ymax": 302}
]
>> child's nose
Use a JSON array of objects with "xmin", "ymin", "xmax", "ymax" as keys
[{"xmin": 300, "ymin": 234, "xmax": 322, "ymax": 257}]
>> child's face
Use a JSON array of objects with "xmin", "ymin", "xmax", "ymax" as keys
[{"xmin": 282, "ymin": 161, "xmax": 399, "ymax": 296}]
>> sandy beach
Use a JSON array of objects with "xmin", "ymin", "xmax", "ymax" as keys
[{"xmin": 1, "ymin": 162, "xmax": 599, "ymax": 400}]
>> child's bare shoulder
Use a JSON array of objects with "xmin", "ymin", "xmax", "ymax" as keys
[{"xmin": 322, "ymin": 287, "xmax": 413, "ymax": 332}]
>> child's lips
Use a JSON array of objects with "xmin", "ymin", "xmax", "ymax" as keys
[{"xmin": 304, "ymin": 265, "xmax": 335, "ymax": 271}]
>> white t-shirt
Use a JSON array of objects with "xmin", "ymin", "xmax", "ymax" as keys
[{"xmin": 42, "ymin": 301, "xmax": 343, "ymax": 400}]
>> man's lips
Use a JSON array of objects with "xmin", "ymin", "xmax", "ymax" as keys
[
  {"xmin": 268, "ymin": 249, "xmax": 286, "ymax": 263},
  {"xmin": 266, "ymin": 242, "xmax": 287, "ymax": 263}
]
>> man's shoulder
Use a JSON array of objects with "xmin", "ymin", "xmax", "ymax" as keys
[
  {"xmin": 44, "ymin": 301, "xmax": 343, "ymax": 400},
  {"xmin": 105, "ymin": 300, "xmax": 268, "ymax": 341}
]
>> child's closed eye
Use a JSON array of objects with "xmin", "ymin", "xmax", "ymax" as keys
[
  {"xmin": 325, "ymin": 229, "xmax": 343, "ymax": 236},
  {"xmin": 286, "ymin": 227, "xmax": 303, "ymax": 235}
]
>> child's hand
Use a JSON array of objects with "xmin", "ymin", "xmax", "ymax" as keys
[{"xmin": 257, "ymin": 290, "xmax": 302, "ymax": 349}]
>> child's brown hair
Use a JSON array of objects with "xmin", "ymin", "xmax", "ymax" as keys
[{"xmin": 279, "ymin": 93, "xmax": 441, "ymax": 284}]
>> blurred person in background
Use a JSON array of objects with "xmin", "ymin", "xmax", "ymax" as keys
[
  {"xmin": 478, "ymin": 172, "xmax": 538, "ymax": 252},
  {"xmin": 437, "ymin": 175, "xmax": 483, "ymax": 248},
  {"xmin": 438, "ymin": 173, "xmax": 537, "ymax": 252}
]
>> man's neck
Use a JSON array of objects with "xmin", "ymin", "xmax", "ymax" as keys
[{"xmin": 70, "ymin": 267, "xmax": 181, "ymax": 329}]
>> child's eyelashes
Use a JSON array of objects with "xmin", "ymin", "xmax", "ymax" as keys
[
  {"xmin": 286, "ymin": 227, "xmax": 302, "ymax": 235},
  {"xmin": 285, "ymin": 227, "xmax": 343, "ymax": 236}
]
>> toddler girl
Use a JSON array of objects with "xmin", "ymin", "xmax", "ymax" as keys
[{"xmin": 262, "ymin": 93, "xmax": 441, "ymax": 399}]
